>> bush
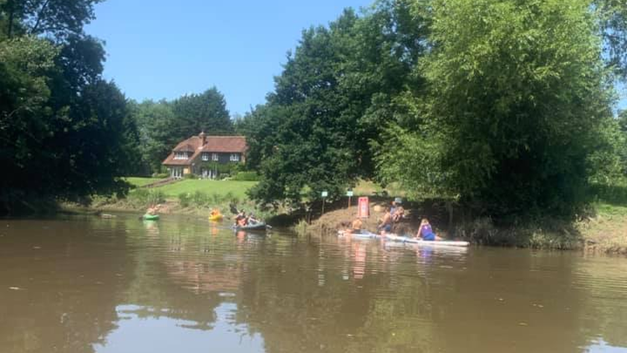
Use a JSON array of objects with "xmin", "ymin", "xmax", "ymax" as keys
[
  {"xmin": 233, "ymin": 171, "xmax": 259, "ymax": 181},
  {"xmin": 179, "ymin": 191, "xmax": 229, "ymax": 208},
  {"xmin": 211, "ymin": 192, "xmax": 223, "ymax": 204},
  {"xmin": 454, "ymin": 216, "xmax": 581, "ymax": 249},
  {"xmin": 152, "ymin": 172, "xmax": 169, "ymax": 178},
  {"xmin": 292, "ymin": 219, "xmax": 310, "ymax": 237},
  {"xmin": 192, "ymin": 191, "xmax": 209, "ymax": 206},
  {"xmin": 127, "ymin": 189, "xmax": 165, "ymax": 207},
  {"xmin": 588, "ymin": 183, "xmax": 627, "ymax": 206},
  {"xmin": 178, "ymin": 192, "xmax": 191, "ymax": 208}
]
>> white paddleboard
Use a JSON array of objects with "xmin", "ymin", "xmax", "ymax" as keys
[{"xmin": 385, "ymin": 234, "xmax": 470, "ymax": 247}]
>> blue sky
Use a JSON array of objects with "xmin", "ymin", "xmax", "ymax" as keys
[
  {"xmin": 85, "ymin": 0, "xmax": 372, "ymax": 116},
  {"xmin": 86, "ymin": 0, "xmax": 626, "ymax": 116}
]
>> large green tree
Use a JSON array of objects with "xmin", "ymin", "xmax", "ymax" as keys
[
  {"xmin": 171, "ymin": 87, "xmax": 233, "ymax": 138},
  {"xmin": 247, "ymin": 2, "xmax": 429, "ymax": 207},
  {"xmin": 376, "ymin": 0, "xmax": 615, "ymax": 218},
  {"xmin": 129, "ymin": 99, "xmax": 179, "ymax": 173},
  {"xmin": 2, "ymin": 0, "xmax": 102, "ymax": 39},
  {"xmin": 618, "ymin": 109, "xmax": 627, "ymax": 175},
  {"xmin": 594, "ymin": 0, "xmax": 627, "ymax": 78},
  {"xmin": 0, "ymin": 0, "xmax": 138, "ymax": 213}
]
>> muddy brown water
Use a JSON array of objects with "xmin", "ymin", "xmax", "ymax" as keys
[{"xmin": 0, "ymin": 213, "xmax": 625, "ymax": 352}]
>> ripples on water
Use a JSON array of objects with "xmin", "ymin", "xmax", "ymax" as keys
[{"xmin": 0, "ymin": 214, "xmax": 625, "ymax": 352}]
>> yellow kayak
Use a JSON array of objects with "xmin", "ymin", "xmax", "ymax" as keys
[{"xmin": 208, "ymin": 213, "xmax": 223, "ymax": 221}]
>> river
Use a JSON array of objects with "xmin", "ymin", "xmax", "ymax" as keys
[{"xmin": 0, "ymin": 213, "xmax": 625, "ymax": 352}]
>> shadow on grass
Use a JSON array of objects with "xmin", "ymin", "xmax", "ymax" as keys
[{"xmin": 589, "ymin": 184, "xmax": 627, "ymax": 207}]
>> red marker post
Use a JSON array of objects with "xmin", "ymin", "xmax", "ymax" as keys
[{"xmin": 357, "ymin": 197, "xmax": 369, "ymax": 218}]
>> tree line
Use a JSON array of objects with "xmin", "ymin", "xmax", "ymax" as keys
[
  {"xmin": 239, "ymin": 0, "xmax": 626, "ymax": 220},
  {"xmin": 0, "ymin": 0, "xmax": 233, "ymax": 214},
  {"xmin": 1, "ymin": 0, "xmax": 625, "ymax": 219}
]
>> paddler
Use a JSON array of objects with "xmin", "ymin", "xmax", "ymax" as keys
[
  {"xmin": 377, "ymin": 209, "xmax": 393, "ymax": 235},
  {"xmin": 415, "ymin": 218, "xmax": 442, "ymax": 241}
]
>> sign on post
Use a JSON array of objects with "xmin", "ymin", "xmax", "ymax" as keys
[
  {"xmin": 346, "ymin": 190, "xmax": 353, "ymax": 208},
  {"xmin": 358, "ymin": 197, "xmax": 369, "ymax": 218},
  {"xmin": 346, "ymin": 191, "xmax": 354, "ymax": 197},
  {"xmin": 321, "ymin": 191, "xmax": 328, "ymax": 215}
]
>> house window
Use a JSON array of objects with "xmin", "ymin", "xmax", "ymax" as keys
[
  {"xmin": 230, "ymin": 153, "xmax": 240, "ymax": 162},
  {"xmin": 170, "ymin": 167, "xmax": 184, "ymax": 178},
  {"xmin": 174, "ymin": 152, "xmax": 188, "ymax": 160},
  {"xmin": 202, "ymin": 153, "xmax": 209, "ymax": 161},
  {"xmin": 211, "ymin": 153, "xmax": 218, "ymax": 161}
]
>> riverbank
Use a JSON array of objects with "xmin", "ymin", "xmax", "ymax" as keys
[
  {"xmin": 61, "ymin": 197, "xmax": 266, "ymax": 221},
  {"xmin": 59, "ymin": 178, "xmax": 266, "ymax": 220},
  {"xmin": 61, "ymin": 194, "xmax": 626, "ymax": 255},
  {"xmin": 305, "ymin": 200, "xmax": 627, "ymax": 255},
  {"xmin": 58, "ymin": 178, "xmax": 626, "ymax": 254}
]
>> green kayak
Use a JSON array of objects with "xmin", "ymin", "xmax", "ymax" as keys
[{"xmin": 143, "ymin": 214, "xmax": 160, "ymax": 221}]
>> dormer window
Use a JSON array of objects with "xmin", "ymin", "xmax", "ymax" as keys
[
  {"xmin": 174, "ymin": 152, "xmax": 188, "ymax": 160},
  {"xmin": 230, "ymin": 154, "xmax": 240, "ymax": 162},
  {"xmin": 202, "ymin": 153, "xmax": 209, "ymax": 161}
]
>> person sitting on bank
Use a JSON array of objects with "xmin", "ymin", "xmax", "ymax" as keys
[
  {"xmin": 346, "ymin": 217, "xmax": 363, "ymax": 234},
  {"xmin": 392, "ymin": 204, "xmax": 405, "ymax": 222},
  {"xmin": 378, "ymin": 210, "xmax": 393, "ymax": 235},
  {"xmin": 389, "ymin": 201, "xmax": 397, "ymax": 214},
  {"xmin": 415, "ymin": 218, "xmax": 442, "ymax": 241}
]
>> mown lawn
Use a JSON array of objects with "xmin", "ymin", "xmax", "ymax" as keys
[
  {"xmin": 124, "ymin": 177, "xmax": 163, "ymax": 188},
  {"xmin": 150, "ymin": 179, "xmax": 257, "ymax": 200}
]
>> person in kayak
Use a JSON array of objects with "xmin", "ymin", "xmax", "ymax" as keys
[
  {"xmin": 146, "ymin": 204, "xmax": 161, "ymax": 215},
  {"xmin": 416, "ymin": 218, "xmax": 442, "ymax": 241},
  {"xmin": 235, "ymin": 210, "xmax": 248, "ymax": 227},
  {"xmin": 247, "ymin": 213, "xmax": 260, "ymax": 225},
  {"xmin": 210, "ymin": 208, "xmax": 221, "ymax": 218}
]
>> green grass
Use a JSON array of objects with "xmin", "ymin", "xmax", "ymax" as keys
[
  {"xmin": 124, "ymin": 177, "xmax": 163, "ymax": 188},
  {"xmin": 353, "ymin": 179, "xmax": 407, "ymax": 198},
  {"xmin": 150, "ymin": 179, "xmax": 257, "ymax": 199},
  {"xmin": 589, "ymin": 183, "xmax": 627, "ymax": 207},
  {"xmin": 593, "ymin": 202, "xmax": 627, "ymax": 217}
]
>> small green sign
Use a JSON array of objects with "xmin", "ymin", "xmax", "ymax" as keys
[
  {"xmin": 346, "ymin": 191, "xmax": 354, "ymax": 197},
  {"xmin": 321, "ymin": 191, "xmax": 328, "ymax": 197}
]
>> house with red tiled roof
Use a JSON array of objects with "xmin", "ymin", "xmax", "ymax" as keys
[{"xmin": 162, "ymin": 132, "xmax": 247, "ymax": 179}]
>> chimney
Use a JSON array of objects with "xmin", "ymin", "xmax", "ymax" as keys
[{"xmin": 199, "ymin": 131, "xmax": 207, "ymax": 146}]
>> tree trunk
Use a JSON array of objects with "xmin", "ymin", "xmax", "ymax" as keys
[
  {"xmin": 7, "ymin": 0, "xmax": 15, "ymax": 38},
  {"xmin": 446, "ymin": 201, "xmax": 454, "ymax": 236}
]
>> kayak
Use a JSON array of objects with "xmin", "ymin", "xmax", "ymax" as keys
[
  {"xmin": 385, "ymin": 234, "xmax": 470, "ymax": 247},
  {"xmin": 233, "ymin": 222, "xmax": 268, "ymax": 231},
  {"xmin": 142, "ymin": 214, "xmax": 160, "ymax": 221},
  {"xmin": 208, "ymin": 214, "xmax": 223, "ymax": 221}
]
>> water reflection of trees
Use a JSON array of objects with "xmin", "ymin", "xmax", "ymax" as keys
[
  {"xmin": 229, "ymin": 235, "xmax": 437, "ymax": 352},
  {"xmin": 119, "ymin": 218, "xmax": 259, "ymax": 331},
  {"xmin": 2, "ymin": 216, "xmax": 624, "ymax": 352},
  {"xmin": 0, "ymin": 217, "xmax": 131, "ymax": 352},
  {"xmin": 122, "ymin": 221, "xmax": 627, "ymax": 352}
]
